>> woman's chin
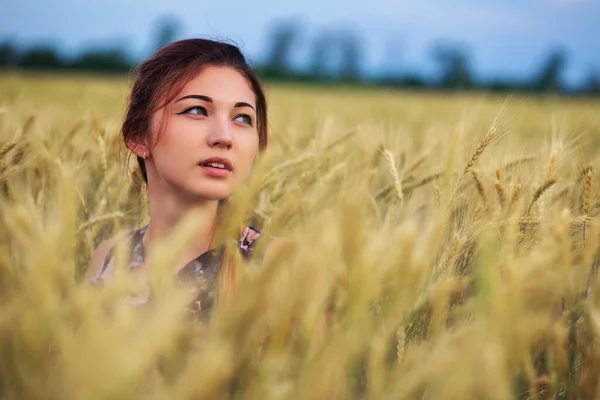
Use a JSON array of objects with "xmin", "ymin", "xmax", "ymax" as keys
[
  {"xmin": 189, "ymin": 185, "xmax": 232, "ymax": 201},
  {"xmin": 170, "ymin": 179, "xmax": 233, "ymax": 202}
]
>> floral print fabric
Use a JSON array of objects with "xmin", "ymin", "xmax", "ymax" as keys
[{"xmin": 90, "ymin": 225, "xmax": 260, "ymax": 319}]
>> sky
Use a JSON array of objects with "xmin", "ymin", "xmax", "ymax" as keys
[{"xmin": 2, "ymin": 0, "xmax": 599, "ymax": 85}]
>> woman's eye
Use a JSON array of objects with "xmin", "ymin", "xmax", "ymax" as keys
[
  {"xmin": 234, "ymin": 114, "xmax": 253, "ymax": 126},
  {"xmin": 180, "ymin": 106, "xmax": 207, "ymax": 116}
]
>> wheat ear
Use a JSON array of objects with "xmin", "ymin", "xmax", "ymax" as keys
[
  {"xmin": 527, "ymin": 178, "xmax": 557, "ymax": 214},
  {"xmin": 383, "ymin": 149, "xmax": 403, "ymax": 205},
  {"xmin": 495, "ymin": 169, "xmax": 505, "ymax": 209},
  {"xmin": 450, "ymin": 97, "xmax": 510, "ymax": 202},
  {"xmin": 433, "ymin": 183, "xmax": 441, "ymax": 207},
  {"xmin": 508, "ymin": 183, "xmax": 523, "ymax": 214},
  {"xmin": 582, "ymin": 166, "xmax": 594, "ymax": 242},
  {"xmin": 471, "ymin": 169, "xmax": 487, "ymax": 207}
]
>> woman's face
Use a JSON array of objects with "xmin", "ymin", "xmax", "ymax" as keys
[{"xmin": 143, "ymin": 66, "xmax": 260, "ymax": 201}]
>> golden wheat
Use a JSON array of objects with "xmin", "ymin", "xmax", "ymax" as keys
[
  {"xmin": 382, "ymin": 148, "xmax": 404, "ymax": 205},
  {"xmin": 471, "ymin": 169, "xmax": 488, "ymax": 207},
  {"xmin": 1, "ymin": 73, "xmax": 600, "ymax": 399}
]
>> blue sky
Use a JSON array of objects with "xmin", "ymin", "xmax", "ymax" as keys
[{"xmin": 2, "ymin": 0, "xmax": 599, "ymax": 85}]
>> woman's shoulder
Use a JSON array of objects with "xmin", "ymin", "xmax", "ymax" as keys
[{"xmin": 83, "ymin": 227, "xmax": 143, "ymax": 283}]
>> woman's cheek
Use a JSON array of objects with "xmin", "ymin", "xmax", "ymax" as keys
[{"xmin": 237, "ymin": 153, "xmax": 256, "ymax": 182}]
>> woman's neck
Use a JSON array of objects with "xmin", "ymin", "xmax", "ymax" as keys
[{"xmin": 144, "ymin": 185, "xmax": 220, "ymax": 271}]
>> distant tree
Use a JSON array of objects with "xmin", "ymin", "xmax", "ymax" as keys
[
  {"xmin": 152, "ymin": 14, "xmax": 183, "ymax": 51},
  {"xmin": 264, "ymin": 19, "xmax": 303, "ymax": 75},
  {"xmin": 19, "ymin": 45, "xmax": 64, "ymax": 69},
  {"xmin": 430, "ymin": 41, "xmax": 473, "ymax": 89},
  {"xmin": 338, "ymin": 30, "xmax": 362, "ymax": 82},
  {"xmin": 485, "ymin": 79, "xmax": 521, "ymax": 93},
  {"xmin": 534, "ymin": 48, "xmax": 568, "ymax": 93},
  {"xmin": 69, "ymin": 48, "xmax": 131, "ymax": 72},
  {"xmin": 582, "ymin": 69, "xmax": 600, "ymax": 96},
  {"xmin": 400, "ymin": 73, "xmax": 428, "ymax": 88},
  {"xmin": 0, "ymin": 41, "xmax": 18, "ymax": 67}
]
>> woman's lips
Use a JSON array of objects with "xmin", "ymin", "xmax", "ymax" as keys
[
  {"xmin": 198, "ymin": 157, "xmax": 233, "ymax": 178},
  {"xmin": 199, "ymin": 157, "xmax": 233, "ymax": 171},
  {"xmin": 200, "ymin": 164, "xmax": 231, "ymax": 178}
]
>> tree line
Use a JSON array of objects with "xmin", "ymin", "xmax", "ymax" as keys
[{"xmin": 1, "ymin": 16, "xmax": 598, "ymax": 96}]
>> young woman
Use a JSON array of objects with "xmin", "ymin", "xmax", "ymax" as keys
[{"xmin": 84, "ymin": 38, "xmax": 268, "ymax": 319}]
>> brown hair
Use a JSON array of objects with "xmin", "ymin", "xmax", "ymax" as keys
[
  {"xmin": 122, "ymin": 38, "xmax": 268, "ymax": 183},
  {"xmin": 121, "ymin": 38, "xmax": 268, "ymax": 308}
]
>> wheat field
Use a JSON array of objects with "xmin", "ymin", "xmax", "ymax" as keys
[{"xmin": 1, "ymin": 72, "xmax": 600, "ymax": 399}]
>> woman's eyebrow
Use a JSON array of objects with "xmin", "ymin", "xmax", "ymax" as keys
[
  {"xmin": 175, "ymin": 94, "xmax": 256, "ymax": 112},
  {"xmin": 176, "ymin": 94, "xmax": 212, "ymax": 103},
  {"xmin": 234, "ymin": 102, "xmax": 256, "ymax": 112}
]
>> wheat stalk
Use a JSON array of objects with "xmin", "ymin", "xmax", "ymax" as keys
[
  {"xmin": 20, "ymin": 115, "xmax": 35, "ymax": 136},
  {"xmin": 432, "ymin": 183, "xmax": 441, "ymax": 207},
  {"xmin": 582, "ymin": 166, "xmax": 594, "ymax": 242},
  {"xmin": 577, "ymin": 165, "xmax": 593, "ymax": 185},
  {"xmin": 527, "ymin": 178, "xmax": 557, "ymax": 214},
  {"xmin": 519, "ymin": 216, "xmax": 541, "ymax": 225},
  {"xmin": 0, "ymin": 164, "xmax": 28, "ymax": 184},
  {"xmin": 77, "ymin": 211, "xmax": 128, "ymax": 233},
  {"xmin": 396, "ymin": 325, "xmax": 406, "ymax": 363},
  {"xmin": 382, "ymin": 149, "xmax": 403, "ymax": 205},
  {"xmin": 95, "ymin": 127, "xmax": 110, "ymax": 207},
  {"xmin": 406, "ymin": 172, "xmax": 445, "ymax": 191},
  {"xmin": 551, "ymin": 187, "xmax": 570, "ymax": 204},
  {"xmin": 404, "ymin": 151, "xmax": 430, "ymax": 176},
  {"xmin": 373, "ymin": 171, "xmax": 448, "ymax": 200},
  {"xmin": 508, "ymin": 183, "xmax": 523, "ymax": 213},
  {"xmin": 322, "ymin": 161, "xmax": 347, "ymax": 185},
  {"xmin": 323, "ymin": 130, "xmax": 357, "ymax": 151},
  {"xmin": 546, "ymin": 150, "xmax": 558, "ymax": 182},
  {"xmin": 499, "ymin": 156, "xmax": 537, "ymax": 172},
  {"xmin": 0, "ymin": 141, "xmax": 17, "ymax": 158},
  {"xmin": 471, "ymin": 169, "xmax": 487, "ymax": 207},
  {"xmin": 261, "ymin": 152, "xmax": 313, "ymax": 186},
  {"xmin": 495, "ymin": 169, "xmax": 506, "ymax": 209},
  {"xmin": 582, "ymin": 166, "xmax": 594, "ymax": 215},
  {"xmin": 450, "ymin": 97, "xmax": 511, "ymax": 202}
]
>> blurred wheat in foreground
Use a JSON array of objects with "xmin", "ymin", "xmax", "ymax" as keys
[{"xmin": 1, "ymin": 73, "xmax": 600, "ymax": 399}]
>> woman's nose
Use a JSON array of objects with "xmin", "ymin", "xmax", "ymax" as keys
[{"xmin": 207, "ymin": 118, "xmax": 233, "ymax": 149}]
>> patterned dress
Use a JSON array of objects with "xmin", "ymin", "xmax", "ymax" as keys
[{"xmin": 90, "ymin": 225, "xmax": 260, "ymax": 320}]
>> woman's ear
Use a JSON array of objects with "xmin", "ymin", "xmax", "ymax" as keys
[{"xmin": 126, "ymin": 136, "xmax": 150, "ymax": 159}]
